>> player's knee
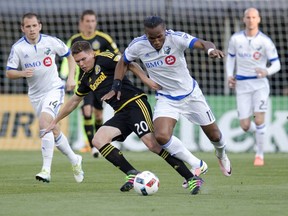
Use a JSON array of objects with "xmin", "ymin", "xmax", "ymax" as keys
[{"xmin": 154, "ymin": 132, "xmax": 170, "ymax": 145}]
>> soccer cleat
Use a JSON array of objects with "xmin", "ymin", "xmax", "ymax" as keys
[
  {"xmin": 217, "ymin": 154, "xmax": 232, "ymax": 177},
  {"xmin": 182, "ymin": 160, "xmax": 208, "ymax": 189},
  {"xmin": 188, "ymin": 176, "xmax": 204, "ymax": 195},
  {"xmin": 72, "ymin": 155, "xmax": 84, "ymax": 183},
  {"xmin": 35, "ymin": 169, "xmax": 51, "ymax": 183},
  {"xmin": 254, "ymin": 156, "xmax": 264, "ymax": 166},
  {"xmin": 120, "ymin": 171, "xmax": 139, "ymax": 192},
  {"xmin": 91, "ymin": 147, "xmax": 100, "ymax": 158}
]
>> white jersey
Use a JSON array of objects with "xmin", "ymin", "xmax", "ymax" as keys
[
  {"xmin": 124, "ymin": 29, "xmax": 198, "ymax": 99},
  {"xmin": 6, "ymin": 34, "xmax": 70, "ymax": 100},
  {"xmin": 227, "ymin": 30, "xmax": 279, "ymax": 77}
]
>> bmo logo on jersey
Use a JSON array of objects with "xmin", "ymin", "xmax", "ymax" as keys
[
  {"xmin": 24, "ymin": 61, "xmax": 41, "ymax": 68},
  {"xmin": 43, "ymin": 57, "xmax": 52, "ymax": 67},
  {"xmin": 253, "ymin": 52, "xmax": 261, "ymax": 60},
  {"xmin": 165, "ymin": 55, "xmax": 176, "ymax": 65}
]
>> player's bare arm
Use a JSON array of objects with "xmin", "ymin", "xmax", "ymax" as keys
[
  {"xmin": 101, "ymin": 56, "xmax": 127, "ymax": 101},
  {"xmin": 42, "ymin": 94, "xmax": 82, "ymax": 137},
  {"xmin": 65, "ymin": 54, "xmax": 77, "ymax": 91},
  {"xmin": 128, "ymin": 62, "xmax": 161, "ymax": 91},
  {"xmin": 194, "ymin": 39, "xmax": 225, "ymax": 59},
  {"xmin": 6, "ymin": 68, "xmax": 34, "ymax": 79}
]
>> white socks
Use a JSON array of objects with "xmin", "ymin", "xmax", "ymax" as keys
[
  {"xmin": 211, "ymin": 133, "xmax": 226, "ymax": 159},
  {"xmin": 248, "ymin": 121, "xmax": 256, "ymax": 133},
  {"xmin": 40, "ymin": 130, "xmax": 54, "ymax": 173},
  {"xmin": 55, "ymin": 132, "xmax": 78, "ymax": 165},
  {"xmin": 255, "ymin": 124, "xmax": 266, "ymax": 159},
  {"xmin": 162, "ymin": 135, "xmax": 201, "ymax": 168}
]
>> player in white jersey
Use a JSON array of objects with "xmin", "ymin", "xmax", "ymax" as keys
[
  {"xmin": 226, "ymin": 8, "xmax": 281, "ymax": 166},
  {"xmin": 6, "ymin": 13, "xmax": 84, "ymax": 183},
  {"xmin": 102, "ymin": 16, "xmax": 232, "ymax": 184}
]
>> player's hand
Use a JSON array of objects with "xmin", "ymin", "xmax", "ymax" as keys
[
  {"xmin": 101, "ymin": 90, "xmax": 121, "ymax": 101},
  {"xmin": 208, "ymin": 49, "xmax": 225, "ymax": 59},
  {"xmin": 255, "ymin": 68, "xmax": 268, "ymax": 78},
  {"xmin": 66, "ymin": 77, "xmax": 76, "ymax": 91},
  {"xmin": 40, "ymin": 121, "xmax": 56, "ymax": 138},
  {"xmin": 228, "ymin": 76, "xmax": 236, "ymax": 88},
  {"xmin": 22, "ymin": 68, "xmax": 34, "ymax": 78}
]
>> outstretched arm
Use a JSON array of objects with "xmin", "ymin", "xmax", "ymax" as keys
[
  {"xmin": 42, "ymin": 94, "xmax": 82, "ymax": 136},
  {"xmin": 128, "ymin": 62, "xmax": 161, "ymax": 91},
  {"xmin": 65, "ymin": 54, "xmax": 77, "ymax": 91},
  {"xmin": 194, "ymin": 39, "xmax": 225, "ymax": 59}
]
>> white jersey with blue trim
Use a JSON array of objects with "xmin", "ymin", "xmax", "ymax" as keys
[
  {"xmin": 124, "ymin": 29, "xmax": 198, "ymax": 98},
  {"xmin": 6, "ymin": 34, "xmax": 70, "ymax": 100},
  {"xmin": 227, "ymin": 30, "xmax": 279, "ymax": 77}
]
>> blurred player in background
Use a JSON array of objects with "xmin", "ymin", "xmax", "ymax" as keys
[
  {"xmin": 45, "ymin": 41, "xmax": 205, "ymax": 195},
  {"xmin": 103, "ymin": 16, "xmax": 232, "ymax": 184},
  {"xmin": 60, "ymin": 9, "xmax": 119, "ymax": 158},
  {"xmin": 6, "ymin": 13, "xmax": 84, "ymax": 183},
  {"xmin": 226, "ymin": 8, "xmax": 280, "ymax": 166}
]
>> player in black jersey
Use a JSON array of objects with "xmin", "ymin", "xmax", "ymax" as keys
[
  {"xmin": 44, "ymin": 41, "xmax": 203, "ymax": 195},
  {"xmin": 61, "ymin": 10, "xmax": 120, "ymax": 157}
]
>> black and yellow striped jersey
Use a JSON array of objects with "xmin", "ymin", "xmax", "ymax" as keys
[{"xmin": 75, "ymin": 51, "xmax": 146, "ymax": 111}]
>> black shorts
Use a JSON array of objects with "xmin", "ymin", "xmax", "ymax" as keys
[
  {"xmin": 104, "ymin": 96, "xmax": 154, "ymax": 142},
  {"xmin": 82, "ymin": 91, "xmax": 103, "ymax": 110}
]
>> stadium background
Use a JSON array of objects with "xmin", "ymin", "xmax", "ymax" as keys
[{"xmin": 0, "ymin": 0, "xmax": 287, "ymax": 152}]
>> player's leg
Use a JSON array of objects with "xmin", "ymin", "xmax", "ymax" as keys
[
  {"xmin": 140, "ymin": 133, "xmax": 203, "ymax": 195},
  {"xmin": 184, "ymin": 85, "xmax": 231, "ymax": 176},
  {"xmin": 81, "ymin": 92, "xmax": 95, "ymax": 153},
  {"xmin": 91, "ymin": 95, "xmax": 104, "ymax": 158},
  {"xmin": 252, "ymin": 87, "xmax": 269, "ymax": 166},
  {"xmin": 37, "ymin": 112, "xmax": 54, "ymax": 183},
  {"xmin": 153, "ymin": 96, "xmax": 206, "ymax": 173},
  {"xmin": 92, "ymin": 124, "xmax": 139, "ymax": 192},
  {"xmin": 40, "ymin": 88, "xmax": 84, "ymax": 182},
  {"xmin": 134, "ymin": 97, "xmax": 203, "ymax": 194}
]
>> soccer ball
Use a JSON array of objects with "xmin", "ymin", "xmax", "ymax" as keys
[{"xmin": 133, "ymin": 171, "xmax": 160, "ymax": 196}]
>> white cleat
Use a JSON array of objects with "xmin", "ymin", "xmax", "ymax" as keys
[
  {"xmin": 72, "ymin": 155, "xmax": 84, "ymax": 183},
  {"xmin": 35, "ymin": 169, "xmax": 51, "ymax": 183},
  {"xmin": 182, "ymin": 160, "xmax": 208, "ymax": 189},
  {"xmin": 217, "ymin": 154, "xmax": 232, "ymax": 177}
]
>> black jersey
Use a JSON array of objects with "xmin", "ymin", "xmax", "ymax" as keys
[{"xmin": 75, "ymin": 51, "xmax": 146, "ymax": 111}]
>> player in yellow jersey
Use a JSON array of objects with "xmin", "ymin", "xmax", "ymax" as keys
[{"xmin": 60, "ymin": 10, "xmax": 119, "ymax": 157}]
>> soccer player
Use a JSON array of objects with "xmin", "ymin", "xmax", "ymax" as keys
[
  {"xmin": 226, "ymin": 8, "xmax": 281, "ymax": 166},
  {"xmin": 60, "ymin": 10, "xmax": 120, "ymax": 158},
  {"xmin": 44, "ymin": 41, "xmax": 204, "ymax": 195},
  {"xmin": 102, "ymin": 16, "xmax": 232, "ymax": 181},
  {"xmin": 6, "ymin": 13, "xmax": 84, "ymax": 183}
]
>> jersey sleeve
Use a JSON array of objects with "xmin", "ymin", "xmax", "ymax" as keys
[
  {"xmin": 6, "ymin": 46, "xmax": 20, "ymax": 70},
  {"xmin": 123, "ymin": 41, "xmax": 139, "ymax": 63},
  {"xmin": 265, "ymin": 38, "xmax": 279, "ymax": 61},
  {"xmin": 227, "ymin": 35, "xmax": 236, "ymax": 57},
  {"xmin": 170, "ymin": 30, "xmax": 197, "ymax": 51},
  {"xmin": 52, "ymin": 37, "xmax": 70, "ymax": 58}
]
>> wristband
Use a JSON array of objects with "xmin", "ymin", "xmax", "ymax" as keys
[
  {"xmin": 111, "ymin": 79, "xmax": 122, "ymax": 92},
  {"xmin": 207, "ymin": 48, "xmax": 215, "ymax": 55}
]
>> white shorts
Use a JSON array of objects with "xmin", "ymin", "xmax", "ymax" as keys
[
  {"xmin": 236, "ymin": 80, "xmax": 270, "ymax": 119},
  {"xmin": 30, "ymin": 86, "xmax": 65, "ymax": 118},
  {"xmin": 153, "ymin": 83, "xmax": 215, "ymax": 126}
]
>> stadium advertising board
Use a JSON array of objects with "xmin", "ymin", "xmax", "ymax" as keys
[
  {"xmin": 117, "ymin": 96, "xmax": 288, "ymax": 153},
  {"xmin": 0, "ymin": 95, "xmax": 68, "ymax": 150}
]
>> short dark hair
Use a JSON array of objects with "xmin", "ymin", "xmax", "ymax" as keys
[
  {"xmin": 80, "ymin": 10, "xmax": 97, "ymax": 21},
  {"xmin": 21, "ymin": 13, "xmax": 40, "ymax": 26},
  {"xmin": 71, "ymin": 41, "xmax": 93, "ymax": 55},
  {"xmin": 143, "ymin": 16, "xmax": 165, "ymax": 28}
]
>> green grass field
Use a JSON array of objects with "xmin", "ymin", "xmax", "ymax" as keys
[{"xmin": 0, "ymin": 151, "xmax": 287, "ymax": 216}]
